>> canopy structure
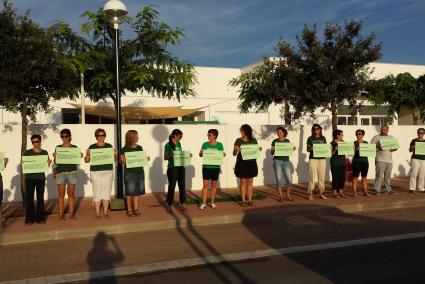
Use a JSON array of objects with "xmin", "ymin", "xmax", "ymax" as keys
[{"xmin": 70, "ymin": 103, "xmax": 201, "ymax": 121}]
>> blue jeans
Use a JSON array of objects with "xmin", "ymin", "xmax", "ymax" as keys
[
  {"xmin": 124, "ymin": 171, "xmax": 145, "ymax": 196},
  {"xmin": 374, "ymin": 161, "xmax": 393, "ymax": 193},
  {"xmin": 273, "ymin": 160, "xmax": 292, "ymax": 188}
]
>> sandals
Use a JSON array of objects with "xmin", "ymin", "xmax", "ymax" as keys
[
  {"xmin": 134, "ymin": 210, "xmax": 141, "ymax": 217},
  {"xmin": 286, "ymin": 197, "xmax": 294, "ymax": 202},
  {"xmin": 247, "ymin": 201, "xmax": 255, "ymax": 207},
  {"xmin": 127, "ymin": 211, "xmax": 135, "ymax": 217},
  {"xmin": 165, "ymin": 205, "xmax": 173, "ymax": 213},
  {"xmin": 240, "ymin": 202, "xmax": 249, "ymax": 207}
]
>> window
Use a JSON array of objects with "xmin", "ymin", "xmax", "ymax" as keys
[
  {"xmin": 337, "ymin": 117, "xmax": 347, "ymax": 125},
  {"xmin": 361, "ymin": 118, "xmax": 370, "ymax": 125},
  {"xmin": 62, "ymin": 109, "xmax": 80, "ymax": 124},
  {"xmin": 347, "ymin": 117, "xmax": 358, "ymax": 125},
  {"xmin": 371, "ymin": 116, "xmax": 392, "ymax": 126},
  {"xmin": 337, "ymin": 116, "xmax": 357, "ymax": 125}
]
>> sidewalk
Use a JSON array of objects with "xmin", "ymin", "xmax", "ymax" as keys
[{"xmin": 0, "ymin": 177, "xmax": 423, "ymax": 245}]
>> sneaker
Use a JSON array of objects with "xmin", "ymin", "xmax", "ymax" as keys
[
  {"xmin": 199, "ymin": 203, "xmax": 207, "ymax": 210},
  {"xmin": 375, "ymin": 192, "xmax": 381, "ymax": 196},
  {"xmin": 409, "ymin": 190, "xmax": 416, "ymax": 194},
  {"xmin": 210, "ymin": 203, "xmax": 217, "ymax": 209}
]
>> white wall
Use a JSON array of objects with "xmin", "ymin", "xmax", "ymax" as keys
[{"xmin": 0, "ymin": 124, "xmax": 418, "ymax": 202}]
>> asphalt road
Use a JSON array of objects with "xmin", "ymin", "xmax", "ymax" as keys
[{"xmin": 90, "ymin": 237, "xmax": 425, "ymax": 284}]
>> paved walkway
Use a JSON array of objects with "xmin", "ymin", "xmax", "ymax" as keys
[{"xmin": 0, "ymin": 177, "xmax": 423, "ymax": 245}]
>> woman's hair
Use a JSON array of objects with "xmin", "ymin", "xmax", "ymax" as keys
[
  {"xmin": 208, "ymin": 129, "xmax": 219, "ymax": 138},
  {"xmin": 311, "ymin": 124, "xmax": 323, "ymax": 137},
  {"xmin": 332, "ymin": 129, "xmax": 343, "ymax": 140},
  {"xmin": 94, "ymin": 128, "xmax": 106, "ymax": 137},
  {"xmin": 276, "ymin": 126, "xmax": 288, "ymax": 137},
  {"xmin": 240, "ymin": 124, "xmax": 253, "ymax": 140},
  {"xmin": 30, "ymin": 134, "xmax": 41, "ymax": 141},
  {"xmin": 417, "ymin": 127, "xmax": 425, "ymax": 133},
  {"xmin": 355, "ymin": 129, "xmax": 365, "ymax": 136},
  {"xmin": 60, "ymin": 128, "xmax": 72, "ymax": 141},
  {"xmin": 169, "ymin": 129, "xmax": 183, "ymax": 150},
  {"xmin": 125, "ymin": 130, "xmax": 138, "ymax": 146}
]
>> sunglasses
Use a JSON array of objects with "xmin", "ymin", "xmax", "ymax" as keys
[
  {"xmin": 356, "ymin": 133, "xmax": 363, "ymax": 136},
  {"xmin": 31, "ymin": 140, "xmax": 40, "ymax": 144},
  {"xmin": 96, "ymin": 134, "xmax": 106, "ymax": 137},
  {"xmin": 418, "ymin": 132, "xmax": 424, "ymax": 134},
  {"xmin": 313, "ymin": 128, "xmax": 320, "ymax": 131},
  {"xmin": 61, "ymin": 135, "xmax": 69, "ymax": 138}
]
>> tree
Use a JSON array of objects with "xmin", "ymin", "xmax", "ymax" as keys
[
  {"xmin": 74, "ymin": 6, "xmax": 197, "ymax": 111},
  {"xmin": 231, "ymin": 20, "xmax": 382, "ymax": 130},
  {"xmin": 366, "ymin": 73, "xmax": 425, "ymax": 125},
  {"xmin": 0, "ymin": 1, "xmax": 79, "ymax": 201}
]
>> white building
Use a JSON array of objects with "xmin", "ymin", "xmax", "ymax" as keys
[{"xmin": 1, "ymin": 61, "xmax": 424, "ymax": 126}]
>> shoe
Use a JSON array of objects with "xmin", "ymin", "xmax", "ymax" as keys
[
  {"xmin": 103, "ymin": 214, "xmax": 111, "ymax": 219},
  {"xmin": 134, "ymin": 210, "xmax": 141, "ymax": 217},
  {"xmin": 37, "ymin": 219, "xmax": 46, "ymax": 224},
  {"xmin": 180, "ymin": 204, "xmax": 189, "ymax": 212},
  {"xmin": 247, "ymin": 201, "xmax": 255, "ymax": 207},
  {"xmin": 375, "ymin": 192, "xmax": 381, "ymax": 196},
  {"xmin": 286, "ymin": 197, "xmax": 294, "ymax": 202},
  {"xmin": 320, "ymin": 195, "xmax": 328, "ymax": 200},
  {"xmin": 240, "ymin": 202, "xmax": 249, "ymax": 207},
  {"xmin": 308, "ymin": 195, "xmax": 314, "ymax": 201},
  {"xmin": 127, "ymin": 211, "xmax": 135, "ymax": 217},
  {"xmin": 386, "ymin": 191, "xmax": 398, "ymax": 195},
  {"xmin": 165, "ymin": 204, "xmax": 173, "ymax": 213},
  {"xmin": 210, "ymin": 203, "xmax": 217, "ymax": 209},
  {"xmin": 199, "ymin": 203, "xmax": 207, "ymax": 210},
  {"xmin": 409, "ymin": 190, "xmax": 416, "ymax": 194},
  {"xmin": 95, "ymin": 215, "xmax": 102, "ymax": 220}
]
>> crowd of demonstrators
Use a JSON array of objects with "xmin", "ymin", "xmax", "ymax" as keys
[{"xmin": 0, "ymin": 124, "xmax": 420, "ymax": 225}]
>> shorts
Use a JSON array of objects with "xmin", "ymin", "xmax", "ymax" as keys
[
  {"xmin": 124, "ymin": 172, "xmax": 145, "ymax": 196},
  {"xmin": 56, "ymin": 171, "xmax": 77, "ymax": 185},
  {"xmin": 352, "ymin": 160, "xmax": 369, "ymax": 178},
  {"xmin": 202, "ymin": 168, "xmax": 220, "ymax": 181}
]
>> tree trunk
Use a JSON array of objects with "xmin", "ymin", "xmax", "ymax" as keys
[
  {"xmin": 20, "ymin": 105, "xmax": 28, "ymax": 208},
  {"xmin": 411, "ymin": 109, "xmax": 418, "ymax": 125},
  {"xmin": 284, "ymin": 101, "xmax": 291, "ymax": 125},
  {"xmin": 331, "ymin": 103, "xmax": 338, "ymax": 131}
]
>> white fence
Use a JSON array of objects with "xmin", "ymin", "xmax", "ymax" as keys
[{"xmin": 0, "ymin": 124, "xmax": 418, "ymax": 202}]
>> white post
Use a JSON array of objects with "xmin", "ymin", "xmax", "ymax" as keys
[{"xmin": 80, "ymin": 73, "xmax": 85, "ymax": 124}]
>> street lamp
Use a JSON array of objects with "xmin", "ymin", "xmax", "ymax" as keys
[{"xmin": 103, "ymin": 0, "xmax": 128, "ymax": 205}]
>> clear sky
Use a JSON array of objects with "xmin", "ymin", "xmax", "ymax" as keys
[{"xmin": 9, "ymin": 0, "xmax": 425, "ymax": 68}]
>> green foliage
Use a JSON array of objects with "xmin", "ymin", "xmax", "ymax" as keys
[
  {"xmin": 0, "ymin": 1, "xmax": 79, "ymax": 121},
  {"xmin": 366, "ymin": 72, "xmax": 425, "ymax": 124},
  {"xmin": 75, "ymin": 6, "xmax": 197, "ymax": 103},
  {"xmin": 231, "ymin": 20, "xmax": 382, "ymax": 129}
]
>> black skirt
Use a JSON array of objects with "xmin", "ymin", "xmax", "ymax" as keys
[{"xmin": 234, "ymin": 159, "xmax": 258, "ymax": 178}]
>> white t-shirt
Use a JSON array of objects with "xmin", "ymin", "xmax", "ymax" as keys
[{"xmin": 370, "ymin": 134, "xmax": 395, "ymax": 163}]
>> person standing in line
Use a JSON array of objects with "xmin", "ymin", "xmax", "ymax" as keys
[
  {"xmin": 199, "ymin": 129, "xmax": 224, "ymax": 210},
  {"xmin": 0, "ymin": 155, "xmax": 9, "ymax": 222},
  {"xmin": 330, "ymin": 129, "xmax": 347, "ymax": 198},
  {"xmin": 120, "ymin": 130, "xmax": 148, "ymax": 217},
  {"xmin": 233, "ymin": 124, "xmax": 262, "ymax": 207},
  {"xmin": 409, "ymin": 127, "xmax": 425, "ymax": 193},
  {"xmin": 84, "ymin": 128, "xmax": 117, "ymax": 219},
  {"xmin": 164, "ymin": 129, "xmax": 190, "ymax": 213},
  {"xmin": 22, "ymin": 135, "xmax": 52, "ymax": 225},
  {"xmin": 53, "ymin": 129, "xmax": 82, "ymax": 220},
  {"xmin": 352, "ymin": 129, "xmax": 370, "ymax": 197},
  {"xmin": 306, "ymin": 124, "xmax": 328, "ymax": 200},
  {"xmin": 371, "ymin": 125, "xmax": 398, "ymax": 195},
  {"xmin": 270, "ymin": 127, "xmax": 294, "ymax": 202}
]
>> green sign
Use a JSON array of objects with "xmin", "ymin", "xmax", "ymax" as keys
[
  {"xmin": 90, "ymin": 148, "xmax": 114, "ymax": 166},
  {"xmin": 173, "ymin": 151, "xmax": 191, "ymax": 167},
  {"xmin": 56, "ymin": 147, "xmax": 81, "ymax": 165},
  {"xmin": 313, "ymin": 144, "xmax": 331, "ymax": 158},
  {"xmin": 241, "ymin": 144, "xmax": 260, "ymax": 160},
  {"xmin": 125, "ymin": 151, "xmax": 148, "ymax": 168},
  {"xmin": 379, "ymin": 138, "xmax": 399, "ymax": 151},
  {"xmin": 337, "ymin": 141, "xmax": 354, "ymax": 156},
  {"xmin": 359, "ymin": 143, "xmax": 376, "ymax": 157},
  {"xmin": 22, "ymin": 155, "xmax": 49, "ymax": 174},
  {"xmin": 203, "ymin": 149, "xmax": 224, "ymax": 166},
  {"xmin": 415, "ymin": 142, "xmax": 425, "ymax": 155},
  {"xmin": 274, "ymin": 142, "xmax": 294, "ymax": 157},
  {"xmin": 0, "ymin": 152, "xmax": 4, "ymax": 171}
]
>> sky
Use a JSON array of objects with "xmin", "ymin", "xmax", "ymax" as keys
[{"xmin": 9, "ymin": 0, "xmax": 425, "ymax": 68}]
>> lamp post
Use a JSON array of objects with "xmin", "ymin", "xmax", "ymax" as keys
[{"xmin": 103, "ymin": 0, "xmax": 128, "ymax": 202}]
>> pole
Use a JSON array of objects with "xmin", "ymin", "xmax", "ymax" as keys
[
  {"xmin": 114, "ymin": 25, "xmax": 123, "ymax": 199},
  {"xmin": 80, "ymin": 73, "xmax": 85, "ymax": 124}
]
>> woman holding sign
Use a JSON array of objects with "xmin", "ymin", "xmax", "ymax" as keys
[
  {"xmin": 164, "ymin": 129, "xmax": 189, "ymax": 213},
  {"xmin": 22, "ymin": 135, "xmax": 52, "ymax": 225},
  {"xmin": 352, "ymin": 129, "xmax": 370, "ymax": 197},
  {"xmin": 53, "ymin": 129, "xmax": 82, "ymax": 220},
  {"xmin": 84, "ymin": 128, "xmax": 116, "ymax": 219},
  {"xmin": 199, "ymin": 129, "xmax": 224, "ymax": 210},
  {"xmin": 120, "ymin": 130, "xmax": 148, "ymax": 217},
  {"xmin": 306, "ymin": 124, "xmax": 328, "ymax": 200},
  {"xmin": 271, "ymin": 127, "xmax": 294, "ymax": 202},
  {"xmin": 409, "ymin": 128, "xmax": 425, "ymax": 193},
  {"xmin": 233, "ymin": 124, "xmax": 262, "ymax": 207},
  {"xmin": 330, "ymin": 129, "xmax": 347, "ymax": 198}
]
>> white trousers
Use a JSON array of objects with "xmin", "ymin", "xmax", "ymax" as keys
[{"xmin": 410, "ymin": 159, "xmax": 425, "ymax": 191}]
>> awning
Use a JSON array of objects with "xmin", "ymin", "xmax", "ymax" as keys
[{"xmin": 70, "ymin": 103, "xmax": 201, "ymax": 120}]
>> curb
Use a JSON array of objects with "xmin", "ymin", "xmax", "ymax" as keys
[
  {"xmin": 4, "ymin": 231, "xmax": 425, "ymax": 284},
  {"xmin": 1, "ymin": 198, "xmax": 424, "ymax": 246}
]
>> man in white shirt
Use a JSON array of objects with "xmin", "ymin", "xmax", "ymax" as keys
[{"xmin": 370, "ymin": 125, "xmax": 398, "ymax": 195}]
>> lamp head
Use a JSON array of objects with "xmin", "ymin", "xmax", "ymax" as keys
[{"xmin": 103, "ymin": 0, "xmax": 128, "ymax": 29}]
